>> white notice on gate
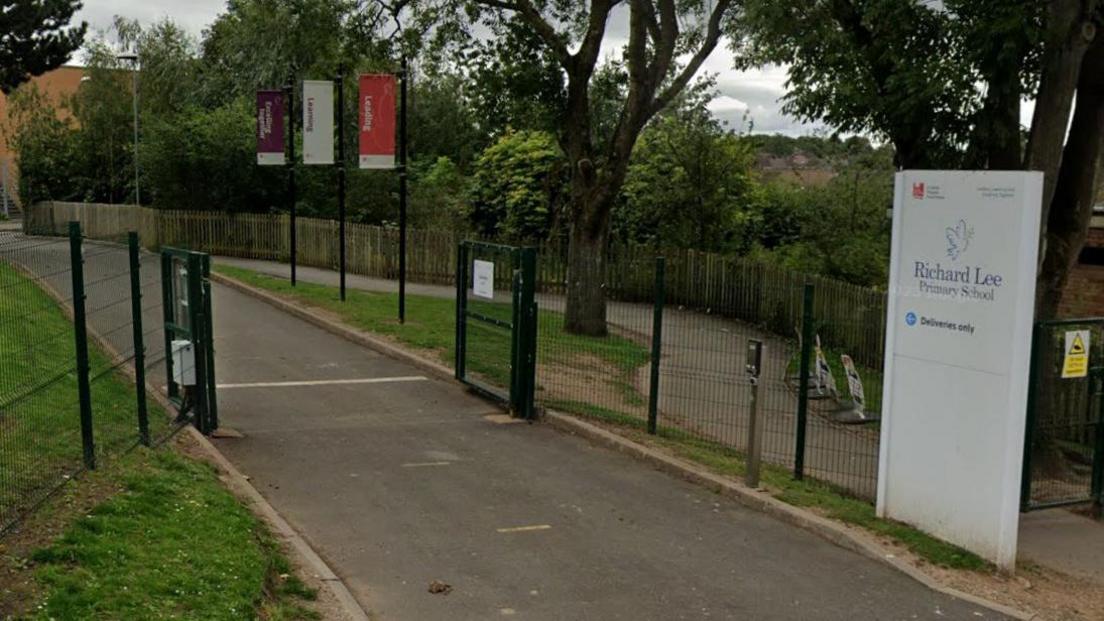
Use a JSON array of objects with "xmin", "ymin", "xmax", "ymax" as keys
[{"xmin": 473, "ymin": 260, "xmax": 494, "ymax": 299}]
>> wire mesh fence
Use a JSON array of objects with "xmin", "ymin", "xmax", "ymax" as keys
[
  {"xmin": 1022, "ymin": 320, "xmax": 1104, "ymax": 510},
  {"xmin": 532, "ymin": 250, "xmax": 884, "ymax": 501},
  {"xmin": 0, "ymin": 224, "xmax": 178, "ymax": 535}
]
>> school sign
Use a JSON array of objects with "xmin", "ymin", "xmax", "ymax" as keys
[{"xmin": 879, "ymin": 171, "xmax": 1042, "ymax": 569}]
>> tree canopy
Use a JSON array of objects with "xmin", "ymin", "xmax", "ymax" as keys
[{"xmin": 0, "ymin": 0, "xmax": 87, "ymax": 94}]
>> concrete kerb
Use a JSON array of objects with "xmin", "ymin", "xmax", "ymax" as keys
[{"xmin": 211, "ymin": 270, "xmax": 1037, "ymax": 621}]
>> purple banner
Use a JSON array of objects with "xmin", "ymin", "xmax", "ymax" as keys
[{"xmin": 256, "ymin": 90, "xmax": 285, "ymax": 166}]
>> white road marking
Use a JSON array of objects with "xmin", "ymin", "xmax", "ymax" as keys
[
  {"xmin": 401, "ymin": 461, "xmax": 452, "ymax": 468},
  {"xmin": 496, "ymin": 524, "xmax": 552, "ymax": 533},
  {"xmin": 217, "ymin": 376, "xmax": 428, "ymax": 389}
]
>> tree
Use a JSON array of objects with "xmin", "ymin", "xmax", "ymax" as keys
[
  {"xmin": 0, "ymin": 0, "xmax": 86, "ymax": 94},
  {"xmin": 412, "ymin": 0, "xmax": 741, "ymax": 335},
  {"xmin": 737, "ymin": 0, "xmax": 1104, "ymax": 318},
  {"xmin": 468, "ymin": 130, "xmax": 567, "ymax": 240},
  {"xmin": 615, "ymin": 96, "xmax": 758, "ymax": 253}
]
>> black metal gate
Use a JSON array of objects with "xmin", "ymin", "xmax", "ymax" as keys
[
  {"xmin": 454, "ymin": 241, "xmax": 538, "ymax": 419},
  {"xmin": 1021, "ymin": 318, "xmax": 1104, "ymax": 512},
  {"xmin": 161, "ymin": 247, "xmax": 218, "ymax": 434}
]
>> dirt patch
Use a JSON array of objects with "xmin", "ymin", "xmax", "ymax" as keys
[{"xmin": 538, "ymin": 353, "xmax": 647, "ymax": 419}]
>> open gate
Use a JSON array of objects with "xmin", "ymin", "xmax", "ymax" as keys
[
  {"xmin": 1021, "ymin": 318, "xmax": 1104, "ymax": 512},
  {"xmin": 454, "ymin": 241, "xmax": 538, "ymax": 419},
  {"xmin": 161, "ymin": 247, "xmax": 219, "ymax": 434}
]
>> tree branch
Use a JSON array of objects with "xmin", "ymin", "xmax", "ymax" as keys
[
  {"xmin": 473, "ymin": 0, "xmax": 573, "ymax": 67},
  {"xmin": 651, "ymin": 0, "xmax": 732, "ymax": 115}
]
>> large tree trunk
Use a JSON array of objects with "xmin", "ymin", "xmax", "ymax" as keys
[
  {"xmin": 1024, "ymin": 0, "xmax": 1099, "ymax": 228},
  {"xmin": 564, "ymin": 215, "xmax": 609, "ymax": 336},
  {"xmin": 1036, "ymin": 36, "xmax": 1104, "ymax": 319}
]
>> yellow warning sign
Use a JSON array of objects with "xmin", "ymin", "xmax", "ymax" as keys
[{"xmin": 1061, "ymin": 330, "xmax": 1090, "ymax": 379}]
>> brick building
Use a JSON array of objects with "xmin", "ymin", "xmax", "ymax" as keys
[
  {"xmin": 1058, "ymin": 204, "xmax": 1104, "ymax": 317},
  {"xmin": 0, "ymin": 65, "xmax": 86, "ymax": 217}
]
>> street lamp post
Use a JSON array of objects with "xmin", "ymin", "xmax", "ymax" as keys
[{"xmin": 117, "ymin": 53, "xmax": 140, "ymax": 205}]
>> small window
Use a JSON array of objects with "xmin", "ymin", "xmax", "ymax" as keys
[{"xmin": 1079, "ymin": 245, "xmax": 1104, "ymax": 266}]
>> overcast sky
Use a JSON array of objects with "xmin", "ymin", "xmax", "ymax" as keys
[{"xmin": 72, "ymin": 0, "xmax": 825, "ymax": 136}]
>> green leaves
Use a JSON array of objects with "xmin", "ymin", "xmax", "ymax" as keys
[
  {"xmin": 469, "ymin": 130, "xmax": 567, "ymax": 241},
  {"xmin": 0, "ymin": 0, "xmax": 86, "ymax": 95}
]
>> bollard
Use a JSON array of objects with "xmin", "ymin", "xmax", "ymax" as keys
[{"xmin": 745, "ymin": 339, "xmax": 764, "ymax": 489}]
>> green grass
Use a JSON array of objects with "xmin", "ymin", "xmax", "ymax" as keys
[
  {"xmin": 0, "ymin": 263, "xmax": 317, "ymax": 618},
  {"xmin": 26, "ymin": 450, "xmax": 318, "ymax": 620},
  {"xmin": 215, "ymin": 265, "xmax": 650, "ymax": 393},
  {"xmin": 0, "ymin": 263, "xmax": 174, "ymax": 517}
]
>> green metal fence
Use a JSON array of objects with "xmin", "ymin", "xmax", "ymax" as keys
[
  {"xmin": 1021, "ymin": 319, "xmax": 1104, "ymax": 512},
  {"xmin": 1, "ymin": 223, "xmax": 180, "ymax": 535},
  {"xmin": 454, "ymin": 241, "xmax": 538, "ymax": 419},
  {"xmin": 161, "ymin": 247, "xmax": 219, "ymax": 434}
]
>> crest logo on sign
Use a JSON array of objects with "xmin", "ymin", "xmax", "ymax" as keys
[
  {"xmin": 945, "ymin": 219, "xmax": 973, "ymax": 261},
  {"xmin": 912, "ymin": 182, "xmax": 925, "ymax": 199}
]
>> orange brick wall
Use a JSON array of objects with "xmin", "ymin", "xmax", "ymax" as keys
[{"xmin": 1058, "ymin": 227, "xmax": 1104, "ymax": 318}]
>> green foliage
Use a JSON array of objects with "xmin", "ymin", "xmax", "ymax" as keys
[
  {"xmin": 616, "ymin": 101, "xmax": 758, "ymax": 252},
  {"xmin": 3, "ymin": 85, "xmax": 78, "ymax": 205},
  {"xmin": 749, "ymin": 150, "xmax": 895, "ymax": 287},
  {"xmin": 410, "ymin": 156, "xmax": 470, "ymax": 230},
  {"xmin": 0, "ymin": 0, "xmax": 86, "ymax": 94},
  {"xmin": 468, "ymin": 130, "xmax": 567, "ymax": 241},
  {"xmin": 140, "ymin": 101, "xmax": 285, "ymax": 212}
]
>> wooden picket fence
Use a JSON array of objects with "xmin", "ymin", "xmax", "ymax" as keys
[{"xmin": 24, "ymin": 202, "xmax": 887, "ymax": 366}]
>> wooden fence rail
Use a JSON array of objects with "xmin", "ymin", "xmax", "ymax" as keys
[{"xmin": 24, "ymin": 202, "xmax": 888, "ymax": 366}]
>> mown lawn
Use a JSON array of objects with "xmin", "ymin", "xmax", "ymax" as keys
[
  {"xmin": 214, "ymin": 265, "xmax": 650, "ymax": 394},
  {"xmin": 0, "ymin": 262, "xmax": 317, "ymax": 619},
  {"xmin": 26, "ymin": 450, "xmax": 318, "ymax": 621}
]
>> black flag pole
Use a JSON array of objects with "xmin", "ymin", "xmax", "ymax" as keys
[
  {"xmin": 337, "ymin": 67, "xmax": 347, "ymax": 301},
  {"xmin": 398, "ymin": 56, "xmax": 409, "ymax": 323},
  {"xmin": 284, "ymin": 81, "xmax": 297, "ymax": 286}
]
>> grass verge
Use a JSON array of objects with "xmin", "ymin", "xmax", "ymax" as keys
[
  {"xmin": 560, "ymin": 402, "xmax": 988, "ymax": 572},
  {"xmin": 22, "ymin": 448, "xmax": 318, "ymax": 620},
  {"xmin": 0, "ymin": 263, "xmax": 318, "ymax": 619},
  {"xmin": 214, "ymin": 265, "xmax": 650, "ymax": 392}
]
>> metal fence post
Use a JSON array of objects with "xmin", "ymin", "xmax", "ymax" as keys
[
  {"xmin": 647, "ymin": 256, "xmax": 666, "ymax": 435},
  {"xmin": 1021, "ymin": 323, "xmax": 1042, "ymax": 511},
  {"xmin": 201, "ymin": 254, "xmax": 219, "ymax": 431},
  {"xmin": 128, "ymin": 232, "xmax": 150, "ymax": 446},
  {"xmin": 519, "ymin": 247, "xmax": 537, "ymax": 419},
  {"xmin": 794, "ymin": 283, "xmax": 814, "ymax": 480},
  {"xmin": 1091, "ymin": 366, "xmax": 1104, "ymax": 516},
  {"xmin": 161, "ymin": 251, "xmax": 177, "ymax": 403},
  {"xmin": 69, "ymin": 221, "xmax": 96, "ymax": 469},
  {"xmin": 454, "ymin": 243, "xmax": 468, "ymax": 381},
  {"xmin": 188, "ymin": 252, "xmax": 211, "ymax": 434}
]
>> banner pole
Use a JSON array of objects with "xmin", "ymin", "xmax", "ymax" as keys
[
  {"xmin": 285, "ymin": 82, "xmax": 297, "ymax": 286},
  {"xmin": 398, "ymin": 57, "xmax": 408, "ymax": 323},
  {"xmin": 337, "ymin": 69, "xmax": 347, "ymax": 302}
]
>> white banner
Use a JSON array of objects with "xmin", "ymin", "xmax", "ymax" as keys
[
  {"xmin": 302, "ymin": 80, "xmax": 334, "ymax": 165},
  {"xmin": 879, "ymin": 171, "xmax": 1042, "ymax": 569}
]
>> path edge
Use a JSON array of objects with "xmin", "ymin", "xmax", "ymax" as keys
[{"xmin": 211, "ymin": 270, "xmax": 1037, "ymax": 621}]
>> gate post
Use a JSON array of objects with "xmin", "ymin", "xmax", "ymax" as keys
[
  {"xmin": 201, "ymin": 254, "xmax": 219, "ymax": 431},
  {"xmin": 454, "ymin": 243, "xmax": 468, "ymax": 381},
  {"xmin": 519, "ymin": 247, "xmax": 537, "ymax": 419},
  {"xmin": 187, "ymin": 252, "xmax": 211, "ymax": 434}
]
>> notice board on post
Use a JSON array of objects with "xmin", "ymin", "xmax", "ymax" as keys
[{"xmin": 879, "ymin": 171, "xmax": 1042, "ymax": 569}]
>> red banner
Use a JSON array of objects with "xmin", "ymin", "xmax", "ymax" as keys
[{"xmin": 358, "ymin": 74, "xmax": 396, "ymax": 169}]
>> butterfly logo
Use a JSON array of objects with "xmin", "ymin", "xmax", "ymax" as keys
[{"xmin": 946, "ymin": 219, "xmax": 974, "ymax": 261}]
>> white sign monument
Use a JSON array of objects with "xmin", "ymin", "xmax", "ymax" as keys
[{"xmin": 879, "ymin": 171, "xmax": 1042, "ymax": 569}]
